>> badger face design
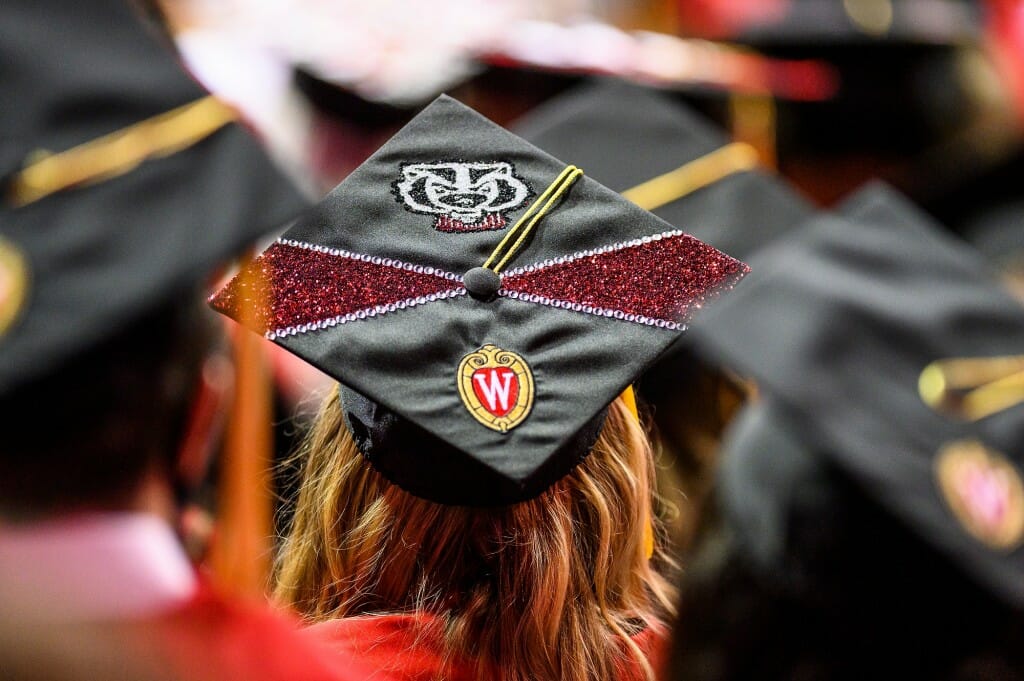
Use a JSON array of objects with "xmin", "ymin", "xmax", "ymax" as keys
[{"xmin": 394, "ymin": 161, "xmax": 532, "ymax": 232}]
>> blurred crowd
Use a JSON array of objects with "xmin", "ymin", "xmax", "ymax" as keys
[{"xmin": 1, "ymin": 0, "xmax": 1023, "ymax": 680}]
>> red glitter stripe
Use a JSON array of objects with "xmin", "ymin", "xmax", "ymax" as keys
[
  {"xmin": 501, "ymin": 233, "xmax": 749, "ymax": 324},
  {"xmin": 209, "ymin": 242, "xmax": 463, "ymax": 334}
]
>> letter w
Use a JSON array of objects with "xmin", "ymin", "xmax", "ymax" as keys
[{"xmin": 475, "ymin": 369, "xmax": 513, "ymax": 412}]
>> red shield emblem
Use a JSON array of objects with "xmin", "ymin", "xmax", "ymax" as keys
[
  {"xmin": 471, "ymin": 367, "xmax": 520, "ymax": 418},
  {"xmin": 457, "ymin": 344, "xmax": 534, "ymax": 433}
]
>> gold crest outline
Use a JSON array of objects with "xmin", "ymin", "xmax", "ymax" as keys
[
  {"xmin": 0, "ymin": 237, "xmax": 29, "ymax": 339},
  {"xmin": 457, "ymin": 344, "xmax": 534, "ymax": 433}
]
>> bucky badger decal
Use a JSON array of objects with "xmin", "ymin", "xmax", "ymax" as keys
[{"xmin": 394, "ymin": 161, "xmax": 532, "ymax": 232}]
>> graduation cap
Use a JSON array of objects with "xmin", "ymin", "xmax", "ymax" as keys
[
  {"xmin": 690, "ymin": 182, "xmax": 1024, "ymax": 606},
  {"xmin": 512, "ymin": 79, "xmax": 815, "ymax": 261},
  {"xmin": 0, "ymin": 0, "xmax": 309, "ymax": 395},
  {"xmin": 210, "ymin": 94, "xmax": 749, "ymax": 506},
  {"xmin": 689, "ymin": 0, "xmax": 982, "ymax": 46},
  {"xmin": 673, "ymin": 1, "xmax": 981, "ymax": 165}
]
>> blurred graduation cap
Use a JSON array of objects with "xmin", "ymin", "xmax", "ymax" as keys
[
  {"xmin": 210, "ymin": 94, "xmax": 749, "ymax": 506},
  {"xmin": 512, "ymin": 79, "xmax": 815, "ymax": 261},
  {"xmin": 720, "ymin": 0, "xmax": 974, "ymax": 46},
  {"xmin": 0, "ymin": 0, "xmax": 309, "ymax": 395},
  {"xmin": 690, "ymin": 182, "xmax": 1024, "ymax": 606},
  {"xmin": 674, "ymin": 1, "xmax": 984, "ymax": 185}
]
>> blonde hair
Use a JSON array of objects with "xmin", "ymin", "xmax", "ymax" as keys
[{"xmin": 275, "ymin": 389, "xmax": 677, "ymax": 681}]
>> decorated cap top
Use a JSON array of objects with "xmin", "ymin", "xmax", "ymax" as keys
[{"xmin": 211, "ymin": 95, "xmax": 749, "ymax": 506}]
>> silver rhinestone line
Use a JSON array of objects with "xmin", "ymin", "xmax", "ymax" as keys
[
  {"xmin": 497, "ymin": 290, "xmax": 683, "ymax": 331},
  {"xmin": 277, "ymin": 238, "xmax": 462, "ymax": 281},
  {"xmin": 265, "ymin": 289, "xmax": 467, "ymax": 340},
  {"xmin": 501, "ymin": 229, "xmax": 686, "ymax": 277}
]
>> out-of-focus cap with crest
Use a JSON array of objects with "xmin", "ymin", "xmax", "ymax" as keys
[
  {"xmin": 691, "ymin": 182, "xmax": 1024, "ymax": 606},
  {"xmin": 0, "ymin": 0, "xmax": 310, "ymax": 396}
]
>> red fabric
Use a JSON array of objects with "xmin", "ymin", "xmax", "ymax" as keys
[
  {"xmin": 986, "ymin": 0, "xmax": 1024, "ymax": 123},
  {"xmin": 675, "ymin": 0, "xmax": 789, "ymax": 38},
  {"xmin": 122, "ymin": 584, "xmax": 380, "ymax": 681},
  {"xmin": 305, "ymin": 612, "xmax": 666, "ymax": 681}
]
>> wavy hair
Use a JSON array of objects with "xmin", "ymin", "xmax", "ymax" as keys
[{"xmin": 275, "ymin": 389, "xmax": 676, "ymax": 681}]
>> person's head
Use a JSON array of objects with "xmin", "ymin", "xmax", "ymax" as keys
[
  {"xmin": 276, "ymin": 389, "xmax": 675, "ymax": 681},
  {"xmin": 0, "ymin": 297, "xmax": 219, "ymax": 521}
]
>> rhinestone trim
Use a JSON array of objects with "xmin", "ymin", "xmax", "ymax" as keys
[
  {"xmin": 266, "ymin": 288, "xmax": 467, "ymax": 340},
  {"xmin": 501, "ymin": 229, "xmax": 686, "ymax": 276},
  {"xmin": 496, "ymin": 290, "xmax": 685, "ymax": 331},
  {"xmin": 277, "ymin": 239, "xmax": 462, "ymax": 281}
]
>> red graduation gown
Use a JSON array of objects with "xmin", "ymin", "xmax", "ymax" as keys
[
  {"xmin": 120, "ymin": 583, "xmax": 381, "ymax": 681},
  {"xmin": 304, "ymin": 612, "xmax": 666, "ymax": 681}
]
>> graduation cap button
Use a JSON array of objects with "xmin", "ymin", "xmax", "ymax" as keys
[{"xmin": 463, "ymin": 267, "xmax": 501, "ymax": 301}]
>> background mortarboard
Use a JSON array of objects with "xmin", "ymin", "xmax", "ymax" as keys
[
  {"xmin": 673, "ymin": 1, "xmax": 986, "ymax": 204},
  {"xmin": 719, "ymin": 0, "xmax": 980, "ymax": 47},
  {"xmin": 0, "ymin": 0, "xmax": 309, "ymax": 395},
  {"xmin": 211, "ymin": 94, "xmax": 748, "ymax": 506},
  {"xmin": 690, "ymin": 181, "xmax": 1024, "ymax": 606},
  {"xmin": 512, "ymin": 79, "xmax": 815, "ymax": 261}
]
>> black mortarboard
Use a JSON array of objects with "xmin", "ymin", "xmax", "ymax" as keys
[
  {"xmin": 0, "ymin": 0, "xmax": 309, "ymax": 394},
  {"xmin": 690, "ymin": 182, "xmax": 1024, "ymax": 605},
  {"xmin": 677, "ymin": 1, "xmax": 980, "ymax": 165},
  {"xmin": 512, "ymin": 80, "xmax": 814, "ymax": 261},
  {"xmin": 210, "ymin": 94, "xmax": 749, "ymax": 506},
  {"xmin": 719, "ymin": 0, "xmax": 980, "ymax": 46},
  {"xmin": 714, "ymin": 397, "xmax": 834, "ymax": 584}
]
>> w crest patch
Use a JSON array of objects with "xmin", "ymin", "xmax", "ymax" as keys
[
  {"xmin": 457, "ymin": 344, "xmax": 534, "ymax": 433},
  {"xmin": 394, "ymin": 161, "xmax": 532, "ymax": 233}
]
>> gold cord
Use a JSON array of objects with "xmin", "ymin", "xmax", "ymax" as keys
[
  {"xmin": 9, "ymin": 95, "xmax": 237, "ymax": 207},
  {"xmin": 919, "ymin": 356, "xmax": 1024, "ymax": 421},
  {"xmin": 483, "ymin": 165, "xmax": 584, "ymax": 273},
  {"xmin": 621, "ymin": 142, "xmax": 760, "ymax": 212}
]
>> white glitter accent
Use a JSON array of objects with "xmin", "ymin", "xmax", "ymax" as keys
[
  {"xmin": 497, "ymin": 291, "xmax": 682, "ymax": 331},
  {"xmin": 275, "ymin": 238, "xmax": 459, "ymax": 281},
  {"xmin": 500, "ymin": 229, "xmax": 686, "ymax": 277}
]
